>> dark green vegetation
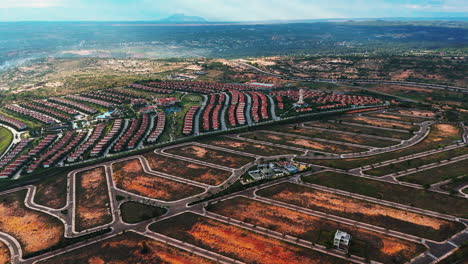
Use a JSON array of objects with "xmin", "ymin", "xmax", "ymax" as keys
[
  {"xmin": 399, "ymin": 159, "xmax": 468, "ymax": 186},
  {"xmin": 33, "ymin": 171, "xmax": 68, "ymax": 209},
  {"xmin": 0, "ymin": 127, "xmax": 13, "ymax": 156},
  {"xmin": 365, "ymin": 145, "xmax": 468, "ymax": 176},
  {"xmin": 438, "ymin": 242, "xmax": 468, "ymax": 264},
  {"xmin": 302, "ymin": 171, "xmax": 468, "ymax": 218},
  {"xmin": 256, "ymin": 182, "xmax": 464, "ymax": 242},
  {"xmin": 120, "ymin": 202, "xmax": 167, "ymax": 224},
  {"xmin": 440, "ymin": 176, "xmax": 468, "ymax": 194}
]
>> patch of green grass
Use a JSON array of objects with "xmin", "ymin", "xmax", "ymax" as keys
[
  {"xmin": 0, "ymin": 127, "xmax": 13, "ymax": 156},
  {"xmin": 399, "ymin": 159, "xmax": 468, "ymax": 186},
  {"xmin": 120, "ymin": 202, "xmax": 167, "ymax": 224}
]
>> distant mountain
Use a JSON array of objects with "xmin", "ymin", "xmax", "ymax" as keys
[{"xmin": 160, "ymin": 14, "xmax": 206, "ymax": 23}]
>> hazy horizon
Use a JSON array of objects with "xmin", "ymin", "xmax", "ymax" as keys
[{"xmin": 0, "ymin": 0, "xmax": 467, "ymax": 22}]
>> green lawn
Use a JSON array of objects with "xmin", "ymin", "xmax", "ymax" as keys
[{"xmin": 0, "ymin": 127, "xmax": 13, "ymax": 156}]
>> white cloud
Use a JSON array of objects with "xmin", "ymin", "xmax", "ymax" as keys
[{"xmin": 0, "ymin": 0, "xmax": 65, "ymax": 8}]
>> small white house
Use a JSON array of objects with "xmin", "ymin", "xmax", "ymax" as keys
[{"xmin": 334, "ymin": 230, "xmax": 351, "ymax": 252}]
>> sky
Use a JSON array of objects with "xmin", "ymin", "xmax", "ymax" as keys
[{"xmin": 0, "ymin": 0, "xmax": 466, "ymax": 21}]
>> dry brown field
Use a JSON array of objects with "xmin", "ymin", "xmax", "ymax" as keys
[
  {"xmin": 143, "ymin": 153, "xmax": 231, "ymax": 185},
  {"xmin": 112, "ymin": 159, "xmax": 204, "ymax": 201}
]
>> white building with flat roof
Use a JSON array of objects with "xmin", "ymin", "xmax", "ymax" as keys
[{"xmin": 334, "ymin": 230, "xmax": 351, "ymax": 252}]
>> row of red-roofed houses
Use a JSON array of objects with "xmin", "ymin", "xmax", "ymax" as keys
[
  {"xmin": 0, "ymin": 139, "xmax": 31, "ymax": 176},
  {"xmin": 1, "ymin": 135, "xmax": 59, "ymax": 177},
  {"xmin": 129, "ymin": 84, "xmax": 173, "ymax": 94},
  {"xmin": 66, "ymin": 94, "xmax": 114, "ymax": 108},
  {"xmin": 21, "ymin": 102, "xmax": 72, "ymax": 121},
  {"xmin": 275, "ymin": 96, "xmax": 284, "ymax": 110},
  {"xmin": 127, "ymin": 114, "xmax": 150, "ymax": 149},
  {"xmin": 42, "ymin": 132, "xmax": 86, "ymax": 168},
  {"xmin": 83, "ymin": 91, "xmax": 126, "ymax": 104},
  {"xmin": 0, "ymin": 113, "xmax": 27, "ymax": 131},
  {"xmin": 33, "ymin": 100, "xmax": 79, "ymax": 116},
  {"xmin": 26, "ymin": 131, "xmax": 74, "ymax": 172},
  {"xmin": 145, "ymin": 81, "xmax": 255, "ymax": 94},
  {"xmin": 248, "ymin": 92, "xmax": 261, "ymax": 122},
  {"xmin": 146, "ymin": 112, "xmax": 166, "ymax": 143},
  {"xmin": 90, "ymin": 119, "xmax": 123, "ymax": 157},
  {"xmin": 183, "ymin": 106, "xmax": 199, "ymax": 135},
  {"xmin": 311, "ymin": 94, "xmax": 383, "ymax": 106},
  {"xmin": 229, "ymin": 90, "xmax": 246, "ymax": 126},
  {"xmin": 4, "ymin": 105, "xmax": 56, "ymax": 124},
  {"xmin": 211, "ymin": 93, "xmax": 225, "ymax": 130},
  {"xmin": 202, "ymin": 94, "xmax": 217, "ymax": 131},
  {"xmin": 112, "ymin": 119, "xmax": 139, "ymax": 152},
  {"xmin": 66, "ymin": 124, "xmax": 106, "ymax": 162},
  {"xmin": 49, "ymin": 97, "xmax": 98, "ymax": 114}
]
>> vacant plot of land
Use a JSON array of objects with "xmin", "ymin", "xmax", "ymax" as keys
[
  {"xmin": 34, "ymin": 172, "xmax": 68, "ymax": 209},
  {"xmin": 306, "ymin": 121, "xmax": 412, "ymax": 139},
  {"xmin": 366, "ymin": 113, "xmax": 428, "ymax": 123},
  {"xmin": 400, "ymin": 159, "xmax": 468, "ymax": 186},
  {"xmin": 395, "ymin": 109, "xmax": 436, "ymax": 118},
  {"xmin": 75, "ymin": 166, "xmax": 112, "ymax": 232},
  {"xmin": 120, "ymin": 202, "xmax": 167, "ymax": 224},
  {"xmin": 208, "ymin": 196, "xmax": 424, "ymax": 263},
  {"xmin": 165, "ymin": 144, "xmax": 255, "ymax": 168},
  {"xmin": 270, "ymin": 124, "xmax": 396, "ymax": 147},
  {"xmin": 150, "ymin": 212, "xmax": 349, "ymax": 264},
  {"xmin": 197, "ymin": 136, "xmax": 302, "ymax": 156},
  {"xmin": 305, "ymin": 124, "xmax": 462, "ymax": 170},
  {"xmin": 365, "ymin": 146, "xmax": 468, "ymax": 176},
  {"xmin": 0, "ymin": 190, "xmax": 64, "ymax": 255},
  {"xmin": 112, "ymin": 159, "xmax": 204, "ymax": 201},
  {"xmin": 37, "ymin": 231, "xmax": 215, "ymax": 264},
  {"xmin": 341, "ymin": 116, "xmax": 418, "ymax": 131},
  {"xmin": 0, "ymin": 127, "xmax": 13, "ymax": 156},
  {"xmin": 303, "ymin": 171, "xmax": 468, "ymax": 218},
  {"xmin": 0, "ymin": 240, "xmax": 10, "ymax": 264},
  {"xmin": 440, "ymin": 176, "xmax": 467, "ymax": 193},
  {"xmin": 257, "ymin": 183, "xmax": 463, "ymax": 241},
  {"xmin": 242, "ymin": 131, "xmax": 365, "ymax": 154},
  {"xmin": 143, "ymin": 152, "xmax": 231, "ymax": 186}
]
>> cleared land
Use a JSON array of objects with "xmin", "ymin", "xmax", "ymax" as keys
[
  {"xmin": 304, "ymin": 124, "xmax": 462, "ymax": 170},
  {"xmin": 34, "ymin": 172, "xmax": 68, "ymax": 209},
  {"xmin": 150, "ymin": 212, "xmax": 349, "ymax": 264},
  {"xmin": 394, "ymin": 109, "xmax": 436, "ymax": 118},
  {"xmin": 208, "ymin": 196, "xmax": 424, "ymax": 263},
  {"xmin": 0, "ymin": 127, "xmax": 13, "ymax": 156},
  {"xmin": 0, "ymin": 190, "xmax": 64, "ymax": 255},
  {"xmin": 365, "ymin": 145, "xmax": 468, "ymax": 176},
  {"xmin": 197, "ymin": 136, "xmax": 303, "ymax": 156},
  {"xmin": 257, "ymin": 183, "xmax": 463, "ymax": 241},
  {"xmin": 165, "ymin": 144, "xmax": 255, "ymax": 168},
  {"xmin": 399, "ymin": 159, "xmax": 468, "ymax": 186},
  {"xmin": 303, "ymin": 171, "xmax": 468, "ymax": 218},
  {"xmin": 340, "ymin": 116, "xmax": 418, "ymax": 131},
  {"xmin": 120, "ymin": 202, "xmax": 167, "ymax": 224},
  {"xmin": 366, "ymin": 113, "xmax": 428, "ymax": 123},
  {"xmin": 37, "ymin": 231, "xmax": 215, "ymax": 264},
  {"xmin": 112, "ymin": 159, "xmax": 204, "ymax": 201},
  {"xmin": 440, "ymin": 176, "xmax": 467, "ymax": 193},
  {"xmin": 75, "ymin": 167, "xmax": 112, "ymax": 232},
  {"xmin": 0, "ymin": 239, "xmax": 10, "ymax": 264},
  {"xmin": 143, "ymin": 152, "xmax": 232, "ymax": 185},
  {"xmin": 242, "ymin": 131, "xmax": 365, "ymax": 153},
  {"xmin": 269, "ymin": 124, "xmax": 396, "ymax": 147},
  {"xmin": 306, "ymin": 121, "xmax": 412, "ymax": 139}
]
